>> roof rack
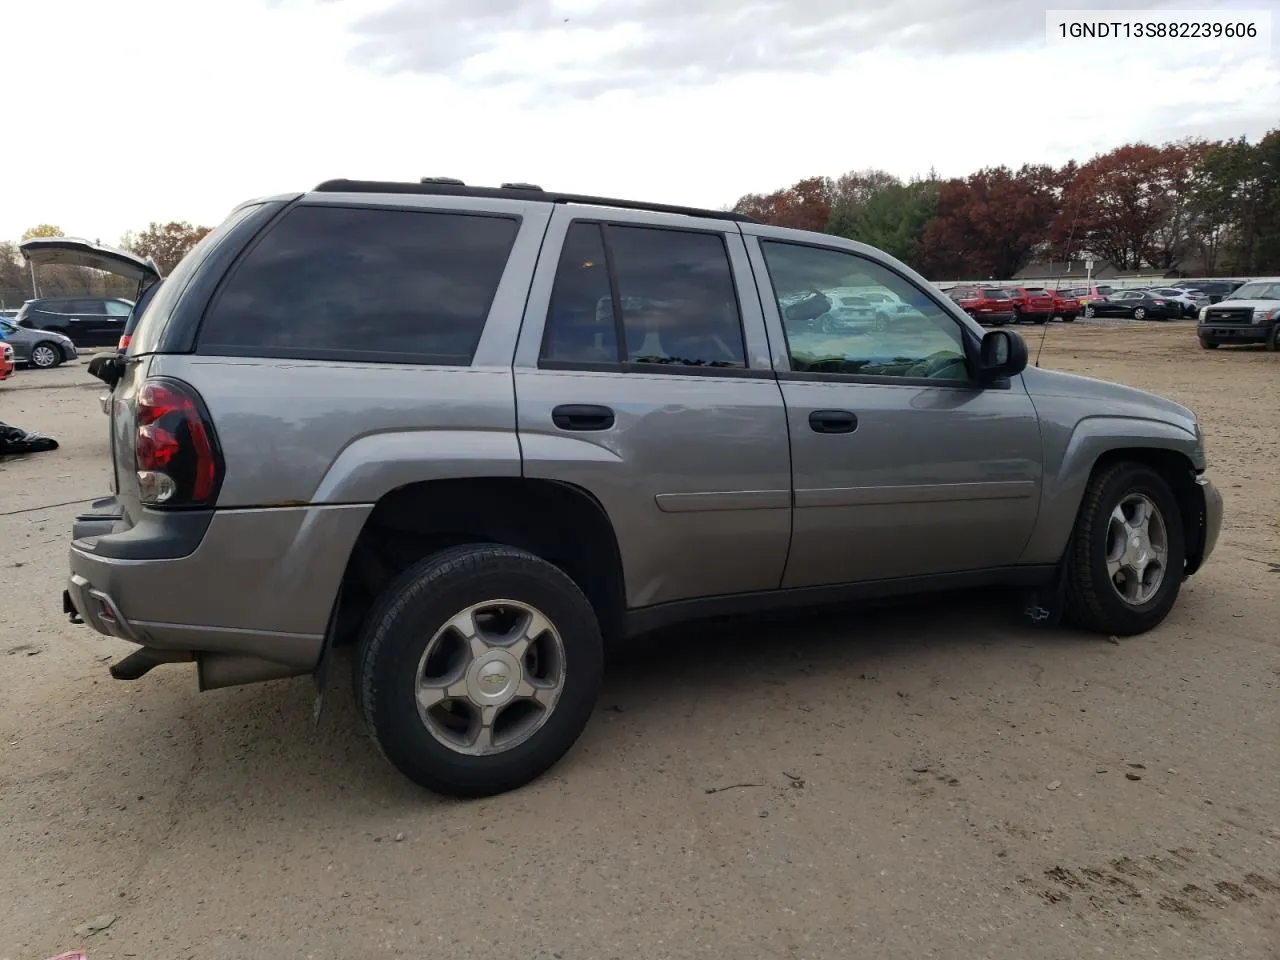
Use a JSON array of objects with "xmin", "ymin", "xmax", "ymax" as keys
[{"xmin": 311, "ymin": 178, "xmax": 757, "ymax": 223}]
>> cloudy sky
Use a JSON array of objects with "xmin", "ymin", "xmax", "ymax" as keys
[{"xmin": 3, "ymin": 0, "xmax": 1277, "ymax": 243}]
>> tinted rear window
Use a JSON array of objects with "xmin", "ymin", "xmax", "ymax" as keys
[
  {"xmin": 981, "ymin": 288, "xmax": 1007, "ymax": 298},
  {"xmin": 199, "ymin": 205, "xmax": 519, "ymax": 364},
  {"xmin": 128, "ymin": 202, "xmax": 264, "ymax": 356}
]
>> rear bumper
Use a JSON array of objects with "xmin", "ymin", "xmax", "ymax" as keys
[
  {"xmin": 973, "ymin": 310, "xmax": 1016, "ymax": 324},
  {"xmin": 63, "ymin": 496, "xmax": 371, "ymax": 671}
]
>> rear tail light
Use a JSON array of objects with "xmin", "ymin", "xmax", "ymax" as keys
[
  {"xmin": 135, "ymin": 378, "xmax": 223, "ymax": 508},
  {"xmin": 117, "ymin": 333, "xmax": 132, "ymax": 351}
]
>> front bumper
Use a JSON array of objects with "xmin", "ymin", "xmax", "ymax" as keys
[
  {"xmin": 1198, "ymin": 323, "xmax": 1271, "ymax": 343},
  {"xmin": 1187, "ymin": 476, "xmax": 1223, "ymax": 575}
]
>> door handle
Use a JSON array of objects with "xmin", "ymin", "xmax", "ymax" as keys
[
  {"xmin": 552, "ymin": 404, "xmax": 615, "ymax": 431},
  {"xmin": 809, "ymin": 409, "xmax": 858, "ymax": 434}
]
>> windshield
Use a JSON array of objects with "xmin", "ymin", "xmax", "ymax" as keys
[{"xmin": 1225, "ymin": 281, "xmax": 1280, "ymax": 301}]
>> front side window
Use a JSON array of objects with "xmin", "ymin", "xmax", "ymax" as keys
[
  {"xmin": 200, "ymin": 205, "xmax": 520, "ymax": 363},
  {"xmin": 540, "ymin": 223, "xmax": 747, "ymax": 370},
  {"xmin": 760, "ymin": 240, "xmax": 969, "ymax": 381}
]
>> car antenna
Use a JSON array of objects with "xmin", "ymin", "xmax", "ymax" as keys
[{"xmin": 1035, "ymin": 181, "xmax": 1088, "ymax": 369}]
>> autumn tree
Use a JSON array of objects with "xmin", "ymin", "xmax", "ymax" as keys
[
  {"xmin": 20, "ymin": 224, "xmax": 64, "ymax": 242},
  {"xmin": 918, "ymin": 165, "xmax": 1062, "ymax": 279},
  {"xmin": 125, "ymin": 221, "xmax": 212, "ymax": 275},
  {"xmin": 1147, "ymin": 140, "xmax": 1210, "ymax": 271},
  {"xmin": 733, "ymin": 176, "xmax": 834, "ymax": 232},
  {"xmin": 1052, "ymin": 144, "xmax": 1168, "ymax": 271}
]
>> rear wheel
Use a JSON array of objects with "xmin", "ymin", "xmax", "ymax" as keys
[
  {"xmin": 1065, "ymin": 462, "xmax": 1185, "ymax": 636},
  {"xmin": 1011, "ymin": 307, "xmax": 1022, "ymax": 324},
  {"xmin": 1132, "ymin": 307, "xmax": 1147, "ymax": 320},
  {"xmin": 357, "ymin": 543, "xmax": 604, "ymax": 798},
  {"xmin": 1062, "ymin": 312, "xmax": 1077, "ymax": 323},
  {"xmin": 29, "ymin": 342, "xmax": 62, "ymax": 369},
  {"xmin": 1084, "ymin": 306, "xmax": 1096, "ymax": 319}
]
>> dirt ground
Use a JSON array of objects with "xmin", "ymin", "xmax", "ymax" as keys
[{"xmin": 1, "ymin": 324, "xmax": 1277, "ymax": 960}]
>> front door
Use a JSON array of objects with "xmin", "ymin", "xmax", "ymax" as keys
[
  {"xmin": 745, "ymin": 232, "xmax": 1044, "ymax": 588},
  {"xmin": 513, "ymin": 208, "xmax": 792, "ymax": 609}
]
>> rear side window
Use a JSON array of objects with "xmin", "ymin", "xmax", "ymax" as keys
[
  {"xmin": 540, "ymin": 222, "xmax": 747, "ymax": 370},
  {"xmin": 103, "ymin": 300, "xmax": 132, "ymax": 316},
  {"xmin": 981, "ymin": 288, "xmax": 1006, "ymax": 298},
  {"xmin": 200, "ymin": 205, "xmax": 519, "ymax": 364}
]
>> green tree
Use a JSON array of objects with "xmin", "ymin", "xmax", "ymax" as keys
[{"xmin": 832, "ymin": 178, "xmax": 940, "ymax": 268}]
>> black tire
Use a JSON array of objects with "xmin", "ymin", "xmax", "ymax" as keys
[
  {"xmin": 1062, "ymin": 313, "xmax": 1077, "ymax": 323},
  {"xmin": 1064, "ymin": 462, "xmax": 1186, "ymax": 636},
  {"xmin": 1132, "ymin": 307, "xmax": 1147, "ymax": 321},
  {"xmin": 357, "ymin": 543, "xmax": 604, "ymax": 798},
  {"xmin": 1011, "ymin": 307, "xmax": 1022, "ymax": 324},
  {"xmin": 1267, "ymin": 325, "xmax": 1279, "ymax": 352},
  {"xmin": 1199, "ymin": 338, "xmax": 1219, "ymax": 349},
  {"xmin": 29, "ymin": 342, "xmax": 63, "ymax": 369},
  {"xmin": 1084, "ymin": 306, "xmax": 1096, "ymax": 319}
]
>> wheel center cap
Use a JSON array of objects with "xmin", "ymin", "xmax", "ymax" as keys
[{"xmin": 467, "ymin": 651, "xmax": 520, "ymax": 704}]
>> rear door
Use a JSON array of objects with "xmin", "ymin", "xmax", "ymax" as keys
[{"xmin": 513, "ymin": 206, "xmax": 792, "ymax": 610}]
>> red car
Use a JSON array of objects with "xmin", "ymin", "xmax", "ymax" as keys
[
  {"xmin": 948, "ymin": 286, "xmax": 1016, "ymax": 325},
  {"xmin": 0, "ymin": 341, "xmax": 14, "ymax": 381},
  {"xmin": 1004, "ymin": 286, "xmax": 1058, "ymax": 324},
  {"xmin": 1048, "ymin": 289, "xmax": 1080, "ymax": 322}
]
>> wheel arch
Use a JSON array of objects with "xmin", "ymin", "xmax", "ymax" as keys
[
  {"xmin": 329, "ymin": 476, "xmax": 628, "ymax": 654},
  {"xmin": 1021, "ymin": 419, "xmax": 1206, "ymax": 570}
]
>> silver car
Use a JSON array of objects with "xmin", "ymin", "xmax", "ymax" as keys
[
  {"xmin": 63, "ymin": 178, "xmax": 1224, "ymax": 800},
  {"xmin": 0, "ymin": 317, "xmax": 78, "ymax": 368}
]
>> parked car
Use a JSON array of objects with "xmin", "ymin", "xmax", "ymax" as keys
[
  {"xmin": 1147, "ymin": 286, "xmax": 1208, "ymax": 318},
  {"xmin": 0, "ymin": 309, "xmax": 18, "ymax": 321},
  {"xmin": 65, "ymin": 177, "xmax": 1223, "ymax": 799},
  {"xmin": 1066, "ymin": 284, "xmax": 1114, "ymax": 308},
  {"xmin": 0, "ymin": 341, "xmax": 13, "ymax": 381},
  {"xmin": 1047, "ymin": 288, "xmax": 1079, "ymax": 322},
  {"xmin": 1005, "ymin": 286, "xmax": 1057, "ymax": 324},
  {"xmin": 1083, "ymin": 290, "xmax": 1180, "ymax": 321},
  {"xmin": 1174, "ymin": 279, "xmax": 1248, "ymax": 304},
  {"xmin": 948, "ymin": 286, "xmax": 1016, "ymax": 325},
  {"xmin": 17, "ymin": 237, "xmax": 159, "ymax": 347},
  {"xmin": 12, "ymin": 296, "xmax": 135, "ymax": 347},
  {"xmin": 0, "ymin": 318, "xmax": 78, "ymax": 368},
  {"xmin": 1197, "ymin": 277, "xmax": 1280, "ymax": 350}
]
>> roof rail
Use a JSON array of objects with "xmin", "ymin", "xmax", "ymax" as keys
[{"xmin": 311, "ymin": 178, "xmax": 757, "ymax": 223}]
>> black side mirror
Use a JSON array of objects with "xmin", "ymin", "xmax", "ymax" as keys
[
  {"xmin": 977, "ymin": 329, "xmax": 1028, "ymax": 381},
  {"xmin": 87, "ymin": 352, "xmax": 125, "ymax": 389}
]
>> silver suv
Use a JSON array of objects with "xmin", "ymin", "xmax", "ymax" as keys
[{"xmin": 64, "ymin": 178, "xmax": 1224, "ymax": 798}]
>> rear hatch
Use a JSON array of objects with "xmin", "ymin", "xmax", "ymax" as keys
[{"xmin": 20, "ymin": 236, "xmax": 160, "ymax": 288}]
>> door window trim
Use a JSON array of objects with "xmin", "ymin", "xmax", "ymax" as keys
[
  {"xmin": 755, "ymin": 237, "xmax": 995, "ymax": 389},
  {"xmin": 535, "ymin": 217, "xmax": 767, "ymax": 379}
]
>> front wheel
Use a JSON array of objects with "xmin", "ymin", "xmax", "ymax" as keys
[
  {"xmin": 1267, "ymin": 325, "xmax": 1280, "ymax": 352},
  {"xmin": 357, "ymin": 543, "xmax": 604, "ymax": 798},
  {"xmin": 1199, "ymin": 337, "xmax": 1220, "ymax": 349},
  {"xmin": 1065, "ymin": 462, "xmax": 1185, "ymax": 636},
  {"xmin": 1084, "ymin": 306, "xmax": 1096, "ymax": 319}
]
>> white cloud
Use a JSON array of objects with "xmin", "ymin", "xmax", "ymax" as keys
[{"xmin": 2, "ymin": 0, "xmax": 1277, "ymax": 242}]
